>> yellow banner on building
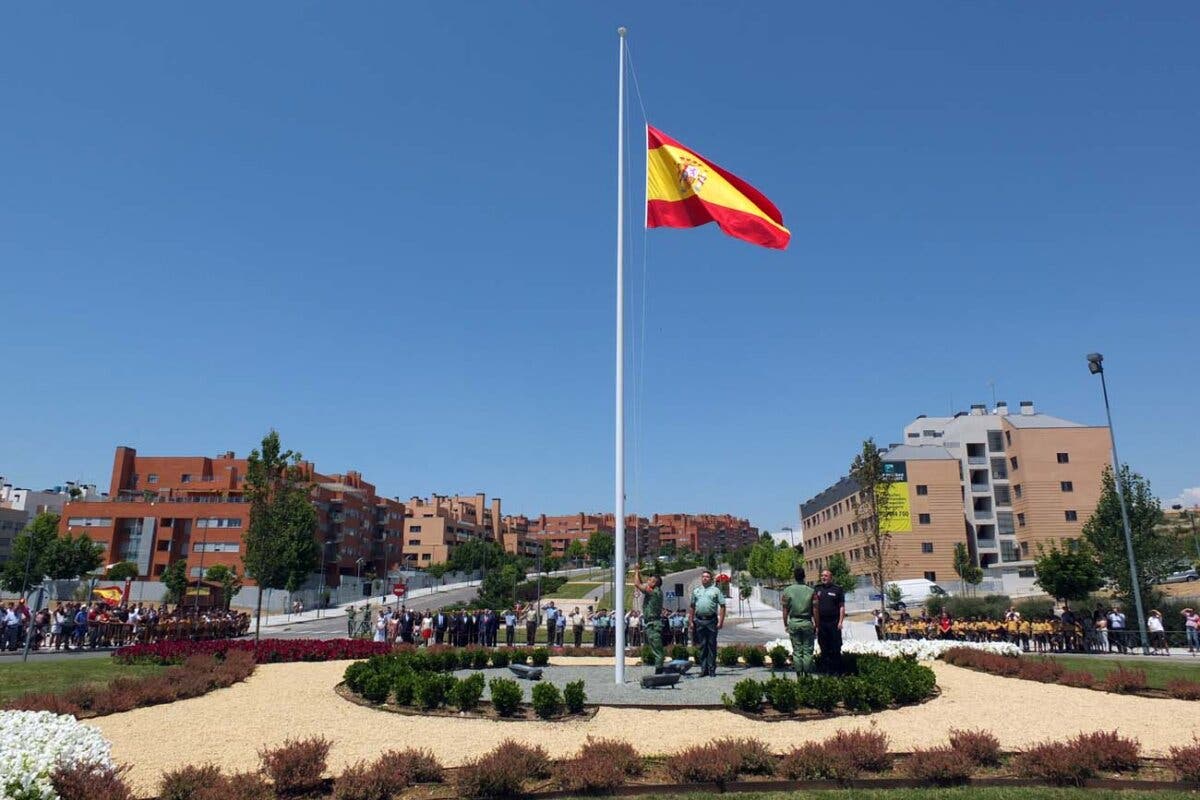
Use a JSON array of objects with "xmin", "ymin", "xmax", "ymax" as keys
[{"xmin": 877, "ymin": 481, "xmax": 911, "ymax": 533}]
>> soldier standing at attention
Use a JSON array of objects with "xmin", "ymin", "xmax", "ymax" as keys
[
  {"xmin": 814, "ymin": 569, "xmax": 846, "ymax": 672},
  {"xmin": 780, "ymin": 566, "xmax": 816, "ymax": 677},
  {"xmin": 689, "ymin": 569, "xmax": 726, "ymax": 677},
  {"xmin": 634, "ymin": 562, "xmax": 665, "ymax": 674}
]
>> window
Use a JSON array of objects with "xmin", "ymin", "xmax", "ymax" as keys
[
  {"xmin": 921, "ymin": 542, "xmax": 934, "ymax": 553},
  {"xmin": 409, "ymin": 525, "xmax": 422, "ymax": 533},
  {"xmin": 181, "ymin": 474, "xmax": 193, "ymax": 483},
  {"xmin": 916, "ymin": 485, "xmax": 928, "ymax": 496},
  {"xmin": 923, "ymin": 571, "xmax": 937, "ymax": 582},
  {"xmin": 196, "ymin": 518, "xmax": 242, "ymax": 529},
  {"xmin": 407, "ymin": 539, "xmax": 421, "ymax": 546},
  {"xmin": 421, "ymin": 553, "xmax": 431, "ymax": 561},
  {"xmin": 156, "ymin": 540, "xmax": 170, "ymax": 552},
  {"xmin": 1005, "ymin": 430, "xmax": 1012, "ymax": 445},
  {"xmin": 147, "ymin": 474, "xmax": 158, "ymax": 483},
  {"xmin": 154, "ymin": 564, "xmax": 166, "ymax": 576},
  {"xmin": 918, "ymin": 513, "xmax": 931, "ymax": 525},
  {"xmin": 1009, "ymin": 456, "xmax": 1019, "ymax": 470},
  {"xmin": 66, "ymin": 517, "xmax": 112, "ymax": 527},
  {"xmin": 997, "ymin": 511, "xmax": 1014, "ymax": 535},
  {"xmin": 987, "ymin": 431, "xmax": 1004, "ymax": 452},
  {"xmin": 1017, "ymin": 512, "xmax": 1026, "ymax": 527},
  {"xmin": 1065, "ymin": 510, "xmax": 1078, "ymax": 521},
  {"xmin": 193, "ymin": 542, "xmax": 240, "ymax": 553},
  {"xmin": 1057, "ymin": 452, "xmax": 1070, "ymax": 464},
  {"xmin": 994, "ymin": 486, "xmax": 1012, "ymax": 506},
  {"xmin": 907, "ymin": 432, "xmax": 919, "ymax": 439},
  {"xmin": 1060, "ymin": 481, "xmax": 1073, "ymax": 492},
  {"xmin": 1013, "ymin": 484, "xmax": 1022, "ymax": 499},
  {"xmin": 1020, "ymin": 541, "xmax": 1030, "ymax": 555}
]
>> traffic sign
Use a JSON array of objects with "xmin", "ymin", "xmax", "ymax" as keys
[
  {"xmin": 664, "ymin": 591, "xmax": 677, "ymax": 599},
  {"xmin": 392, "ymin": 583, "xmax": 407, "ymax": 598}
]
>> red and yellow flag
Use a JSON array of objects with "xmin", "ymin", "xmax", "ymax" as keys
[{"xmin": 646, "ymin": 125, "xmax": 790, "ymax": 250}]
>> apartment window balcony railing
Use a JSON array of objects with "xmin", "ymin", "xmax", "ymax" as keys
[
  {"xmin": 967, "ymin": 456, "xmax": 988, "ymax": 466},
  {"xmin": 975, "ymin": 537, "xmax": 997, "ymax": 548},
  {"xmin": 970, "ymin": 483, "xmax": 991, "ymax": 493},
  {"xmin": 973, "ymin": 508, "xmax": 994, "ymax": 520}
]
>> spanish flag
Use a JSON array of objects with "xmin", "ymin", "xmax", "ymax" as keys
[{"xmin": 646, "ymin": 125, "xmax": 790, "ymax": 250}]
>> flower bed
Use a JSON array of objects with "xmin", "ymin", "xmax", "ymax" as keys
[
  {"xmin": 1, "ymin": 711, "xmax": 115, "ymax": 800},
  {"xmin": 763, "ymin": 637, "xmax": 1021, "ymax": 661},
  {"xmin": 4, "ymin": 652, "xmax": 256, "ymax": 719},
  {"xmin": 113, "ymin": 637, "xmax": 395, "ymax": 665}
]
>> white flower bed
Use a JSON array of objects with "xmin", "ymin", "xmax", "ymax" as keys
[
  {"xmin": 1, "ymin": 711, "xmax": 115, "ymax": 800},
  {"xmin": 762, "ymin": 637, "xmax": 1021, "ymax": 661}
]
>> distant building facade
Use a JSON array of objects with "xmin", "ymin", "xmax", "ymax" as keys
[{"xmin": 0, "ymin": 477, "xmax": 103, "ymax": 565}]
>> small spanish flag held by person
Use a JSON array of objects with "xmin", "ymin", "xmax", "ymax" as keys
[{"xmin": 646, "ymin": 125, "xmax": 790, "ymax": 250}]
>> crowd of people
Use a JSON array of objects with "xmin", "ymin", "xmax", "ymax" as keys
[
  {"xmin": 1, "ymin": 598, "xmax": 250, "ymax": 653},
  {"xmin": 344, "ymin": 599, "xmax": 700, "ymax": 649},
  {"xmin": 873, "ymin": 603, "xmax": 1200, "ymax": 656}
]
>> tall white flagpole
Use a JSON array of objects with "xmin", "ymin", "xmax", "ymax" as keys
[{"xmin": 613, "ymin": 25, "xmax": 628, "ymax": 684}]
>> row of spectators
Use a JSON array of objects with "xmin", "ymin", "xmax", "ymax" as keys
[{"xmin": 1, "ymin": 599, "xmax": 251, "ymax": 652}]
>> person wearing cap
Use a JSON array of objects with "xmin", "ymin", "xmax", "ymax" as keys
[{"xmin": 780, "ymin": 566, "xmax": 816, "ymax": 677}]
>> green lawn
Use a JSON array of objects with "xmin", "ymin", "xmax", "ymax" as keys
[
  {"xmin": 544, "ymin": 581, "xmax": 602, "ymax": 600},
  {"xmin": 1045, "ymin": 655, "xmax": 1198, "ymax": 690},
  {"xmin": 0, "ymin": 659, "xmax": 164, "ymax": 703},
  {"xmin": 598, "ymin": 584, "xmax": 637, "ymax": 611},
  {"xmin": 559, "ymin": 792, "xmax": 1195, "ymax": 800}
]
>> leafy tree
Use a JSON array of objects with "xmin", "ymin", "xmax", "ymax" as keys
[
  {"xmin": 0, "ymin": 512, "xmax": 60, "ymax": 593},
  {"xmin": 205, "ymin": 564, "xmax": 243, "ymax": 609},
  {"xmin": 704, "ymin": 551, "xmax": 718, "ymax": 571},
  {"xmin": 951, "ymin": 542, "xmax": 983, "ymax": 595},
  {"xmin": 1081, "ymin": 465, "xmax": 1176, "ymax": 613},
  {"xmin": 105, "ymin": 561, "xmax": 139, "ymax": 581},
  {"xmin": 884, "ymin": 582, "xmax": 904, "ymax": 608},
  {"xmin": 426, "ymin": 562, "xmax": 450, "ymax": 584},
  {"xmin": 243, "ymin": 430, "xmax": 319, "ymax": 639},
  {"xmin": 746, "ymin": 540, "xmax": 775, "ymax": 581},
  {"xmin": 727, "ymin": 543, "xmax": 752, "ymax": 573},
  {"xmin": 1034, "ymin": 539, "xmax": 1104, "ymax": 603},
  {"xmin": 565, "ymin": 539, "xmax": 586, "ymax": 566},
  {"xmin": 771, "ymin": 542, "xmax": 801, "ymax": 583},
  {"xmin": 478, "ymin": 562, "xmax": 522, "ymax": 609},
  {"xmin": 162, "ymin": 559, "xmax": 189, "ymax": 605},
  {"xmin": 47, "ymin": 532, "xmax": 104, "ymax": 582},
  {"xmin": 586, "ymin": 530, "xmax": 614, "ymax": 566},
  {"xmin": 447, "ymin": 539, "xmax": 505, "ymax": 574},
  {"xmin": 851, "ymin": 438, "xmax": 897, "ymax": 613},
  {"xmin": 825, "ymin": 552, "xmax": 857, "ymax": 592}
]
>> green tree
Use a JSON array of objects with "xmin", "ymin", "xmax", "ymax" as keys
[
  {"xmin": 587, "ymin": 530, "xmax": 615, "ymax": 566},
  {"xmin": 565, "ymin": 539, "xmax": 586, "ymax": 567},
  {"xmin": 1081, "ymin": 465, "xmax": 1176, "ymax": 613},
  {"xmin": 48, "ymin": 532, "xmax": 104, "ymax": 582},
  {"xmin": 243, "ymin": 430, "xmax": 319, "ymax": 639},
  {"xmin": 105, "ymin": 561, "xmax": 139, "ymax": 581},
  {"xmin": 426, "ymin": 562, "xmax": 450, "ymax": 584},
  {"xmin": 0, "ymin": 512, "xmax": 60, "ymax": 593},
  {"xmin": 447, "ymin": 539, "xmax": 505, "ymax": 574},
  {"xmin": 825, "ymin": 552, "xmax": 857, "ymax": 592},
  {"xmin": 951, "ymin": 542, "xmax": 983, "ymax": 595},
  {"xmin": 205, "ymin": 564, "xmax": 243, "ymax": 609},
  {"xmin": 478, "ymin": 562, "xmax": 521, "ymax": 608},
  {"xmin": 746, "ymin": 540, "xmax": 775, "ymax": 581},
  {"xmin": 851, "ymin": 438, "xmax": 897, "ymax": 613},
  {"xmin": 771, "ymin": 542, "xmax": 801, "ymax": 583},
  {"xmin": 162, "ymin": 559, "xmax": 189, "ymax": 605},
  {"xmin": 1034, "ymin": 539, "xmax": 1104, "ymax": 603}
]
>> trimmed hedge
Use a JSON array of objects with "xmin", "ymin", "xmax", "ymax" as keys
[{"xmin": 728, "ymin": 654, "xmax": 935, "ymax": 715}]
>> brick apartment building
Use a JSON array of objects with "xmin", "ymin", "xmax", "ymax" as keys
[
  {"xmin": 59, "ymin": 447, "xmax": 408, "ymax": 588},
  {"xmin": 800, "ymin": 401, "xmax": 1111, "ymax": 586},
  {"xmin": 653, "ymin": 513, "xmax": 759, "ymax": 554},
  {"xmin": 521, "ymin": 512, "xmax": 757, "ymax": 561},
  {"xmin": 400, "ymin": 493, "xmax": 541, "ymax": 567}
]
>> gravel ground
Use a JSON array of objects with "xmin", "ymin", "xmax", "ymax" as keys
[{"xmin": 92, "ymin": 659, "xmax": 1200, "ymax": 794}]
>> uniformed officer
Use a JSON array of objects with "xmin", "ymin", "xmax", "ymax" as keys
[
  {"xmin": 780, "ymin": 566, "xmax": 816, "ymax": 677},
  {"xmin": 814, "ymin": 569, "xmax": 845, "ymax": 672},
  {"xmin": 633, "ymin": 562, "xmax": 665, "ymax": 674},
  {"xmin": 689, "ymin": 569, "xmax": 726, "ymax": 677}
]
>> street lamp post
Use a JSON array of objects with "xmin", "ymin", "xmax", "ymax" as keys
[
  {"xmin": 1087, "ymin": 352, "xmax": 1150, "ymax": 655},
  {"xmin": 781, "ymin": 526, "xmax": 795, "ymax": 548},
  {"xmin": 1171, "ymin": 505, "xmax": 1200, "ymax": 562}
]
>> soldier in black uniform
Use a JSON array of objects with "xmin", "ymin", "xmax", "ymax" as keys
[{"xmin": 814, "ymin": 569, "xmax": 846, "ymax": 672}]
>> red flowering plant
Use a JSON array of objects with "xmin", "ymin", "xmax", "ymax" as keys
[
  {"xmin": 715, "ymin": 573, "xmax": 732, "ymax": 597},
  {"xmin": 113, "ymin": 638, "xmax": 394, "ymax": 666}
]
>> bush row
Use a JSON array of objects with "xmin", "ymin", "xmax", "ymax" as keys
[
  {"xmin": 724, "ymin": 654, "xmax": 937, "ymax": 714},
  {"xmin": 46, "ymin": 730, "xmax": 1200, "ymax": 799},
  {"xmin": 3, "ymin": 651, "xmax": 256, "ymax": 717},
  {"xmin": 114, "ymin": 638, "xmax": 396, "ymax": 665},
  {"xmin": 942, "ymin": 646, "xmax": 1200, "ymax": 699}
]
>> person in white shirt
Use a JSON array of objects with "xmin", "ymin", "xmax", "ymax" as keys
[{"xmin": 1147, "ymin": 609, "xmax": 1169, "ymax": 655}]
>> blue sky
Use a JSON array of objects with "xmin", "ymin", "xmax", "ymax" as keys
[{"xmin": 3, "ymin": 3, "xmax": 1198, "ymax": 532}]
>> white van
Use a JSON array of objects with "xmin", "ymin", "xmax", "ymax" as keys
[{"xmin": 885, "ymin": 579, "xmax": 951, "ymax": 609}]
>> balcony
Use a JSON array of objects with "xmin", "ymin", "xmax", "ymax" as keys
[
  {"xmin": 967, "ymin": 456, "xmax": 988, "ymax": 466},
  {"xmin": 970, "ymin": 483, "xmax": 991, "ymax": 494},
  {"xmin": 973, "ymin": 508, "xmax": 993, "ymax": 520}
]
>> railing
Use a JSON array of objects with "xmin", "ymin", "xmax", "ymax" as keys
[
  {"xmin": 967, "ymin": 455, "xmax": 987, "ymax": 465},
  {"xmin": 970, "ymin": 483, "xmax": 990, "ymax": 493},
  {"xmin": 973, "ymin": 508, "xmax": 993, "ymax": 520}
]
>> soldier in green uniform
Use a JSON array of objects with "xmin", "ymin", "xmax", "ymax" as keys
[
  {"xmin": 780, "ymin": 566, "xmax": 816, "ymax": 677},
  {"xmin": 689, "ymin": 569, "xmax": 726, "ymax": 677},
  {"xmin": 633, "ymin": 562, "xmax": 665, "ymax": 674}
]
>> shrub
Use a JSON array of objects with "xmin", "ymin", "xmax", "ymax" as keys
[
  {"xmin": 1059, "ymin": 669, "xmax": 1095, "ymax": 689},
  {"xmin": 382, "ymin": 748, "xmax": 444, "ymax": 784},
  {"xmin": 489, "ymin": 678, "xmax": 523, "ymax": 716},
  {"xmin": 745, "ymin": 646, "xmax": 766, "ymax": 667},
  {"xmin": 1099, "ymin": 666, "xmax": 1148, "ymax": 694},
  {"xmin": 563, "ymin": 679, "xmax": 586, "ymax": 714},
  {"xmin": 715, "ymin": 737, "xmax": 776, "ymax": 776},
  {"xmin": 665, "ymin": 742, "xmax": 742, "ymax": 787},
  {"xmin": 491, "ymin": 740, "xmax": 551, "ymax": 779},
  {"xmin": 1019, "ymin": 659, "xmax": 1065, "ymax": 684},
  {"xmin": 905, "ymin": 746, "xmax": 974, "ymax": 785},
  {"xmin": 490, "ymin": 649, "xmax": 511, "ymax": 668},
  {"xmin": 510, "ymin": 648, "xmax": 530, "ymax": 665},
  {"xmin": 556, "ymin": 738, "xmax": 643, "ymax": 793},
  {"xmin": 1169, "ymin": 738, "xmax": 1200, "ymax": 784},
  {"xmin": 670, "ymin": 644, "xmax": 690, "ymax": 661},
  {"xmin": 259, "ymin": 735, "xmax": 331, "ymax": 796},
  {"xmin": 1167, "ymin": 678, "xmax": 1200, "ymax": 700},
  {"xmin": 414, "ymin": 673, "xmax": 455, "ymax": 709},
  {"xmin": 530, "ymin": 647, "xmax": 550, "ymax": 667},
  {"xmin": 222, "ymin": 772, "xmax": 274, "ymax": 800},
  {"xmin": 1071, "ymin": 730, "xmax": 1140, "ymax": 772},
  {"xmin": 768, "ymin": 644, "xmax": 790, "ymax": 671},
  {"xmin": 451, "ymin": 672, "xmax": 487, "ymax": 711},
  {"xmin": 797, "ymin": 675, "xmax": 841, "ymax": 712},
  {"xmin": 830, "ymin": 728, "xmax": 891, "ymax": 772},
  {"xmin": 472, "ymin": 648, "xmax": 491, "ymax": 670},
  {"xmin": 764, "ymin": 677, "xmax": 799, "ymax": 714},
  {"xmin": 332, "ymin": 760, "xmax": 392, "ymax": 800},
  {"xmin": 779, "ymin": 742, "xmax": 858, "ymax": 782},
  {"xmin": 948, "ymin": 728, "xmax": 1001, "ymax": 766},
  {"xmin": 51, "ymin": 763, "xmax": 135, "ymax": 800},
  {"xmin": 1014, "ymin": 741, "xmax": 1095, "ymax": 786},
  {"xmin": 718, "ymin": 645, "xmax": 741, "ymax": 667},
  {"xmin": 531, "ymin": 682, "xmax": 564, "ymax": 719},
  {"xmin": 393, "ymin": 671, "xmax": 416, "ymax": 706},
  {"xmin": 361, "ymin": 672, "xmax": 391, "ymax": 705},
  {"xmin": 839, "ymin": 676, "xmax": 891, "ymax": 712},
  {"xmin": 456, "ymin": 752, "xmax": 526, "ymax": 799},
  {"xmin": 728, "ymin": 678, "xmax": 763, "ymax": 712},
  {"xmin": 2, "ymin": 691, "xmax": 83, "ymax": 716},
  {"xmin": 160, "ymin": 764, "xmax": 223, "ymax": 800}
]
